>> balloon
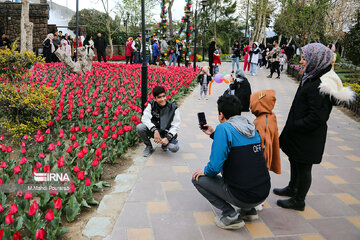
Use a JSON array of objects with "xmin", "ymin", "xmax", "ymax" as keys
[
  {"xmin": 214, "ymin": 73, "xmax": 222, "ymax": 83},
  {"xmin": 223, "ymin": 74, "xmax": 231, "ymax": 80}
]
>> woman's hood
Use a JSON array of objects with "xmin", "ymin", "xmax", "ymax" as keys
[
  {"xmin": 319, "ymin": 70, "xmax": 356, "ymax": 104},
  {"xmin": 250, "ymin": 90, "xmax": 276, "ymax": 116}
]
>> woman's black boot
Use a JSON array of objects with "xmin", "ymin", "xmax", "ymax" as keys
[
  {"xmin": 273, "ymin": 186, "xmax": 297, "ymax": 197},
  {"xmin": 277, "ymin": 198, "xmax": 305, "ymax": 211}
]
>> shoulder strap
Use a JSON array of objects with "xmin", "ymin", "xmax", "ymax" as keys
[{"xmin": 263, "ymin": 115, "xmax": 268, "ymax": 150}]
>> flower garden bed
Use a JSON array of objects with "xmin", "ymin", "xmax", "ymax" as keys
[
  {"xmin": 92, "ymin": 56, "xmax": 126, "ymax": 61},
  {"xmin": 287, "ymin": 64, "xmax": 360, "ymax": 116},
  {"xmin": 0, "ymin": 62, "xmax": 200, "ymax": 239}
]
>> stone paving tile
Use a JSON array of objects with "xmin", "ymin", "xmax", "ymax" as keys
[
  {"xmin": 309, "ymin": 218, "xmax": 360, "ymax": 240},
  {"xmin": 200, "ymin": 225, "xmax": 252, "ymax": 240},
  {"xmin": 127, "ymin": 180, "xmax": 165, "ymax": 202},
  {"xmin": 115, "ymin": 202, "xmax": 150, "ymax": 228},
  {"xmin": 127, "ymin": 228, "xmax": 153, "ymax": 240},
  {"xmin": 166, "ymin": 189, "xmax": 213, "ymax": 212},
  {"xmin": 150, "ymin": 212, "xmax": 203, "ymax": 240},
  {"xmin": 259, "ymin": 208, "xmax": 317, "ymax": 235},
  {"xmin": 306, "ymin": 195, "xmax": 357, "ymax": 217},
  {"xmin": 299, "ymin": 234, "xmax": 325, "ymax": 240}
]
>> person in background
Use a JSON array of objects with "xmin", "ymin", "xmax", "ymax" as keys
[
  {"xmin": 208, "ymin": 41, "xmax": 216, "ymax": 76},
  {"xmin": 0, "ymin": 33, "xmax": 11, "ymax": 49},
  {"xmin": 68, "ymin": 35, "xmax": 74, "ymax": 59},
  {"xmin": 140, "ymin": 38, "xmax": 152, "ymax": 65},
  {"xmin": 177, "ymin": 39, "xmax": 184, "ymax": 67},
  {"xmin": 223, "ymin": 69, "xmax": 251, "ymax": 112},
  {"xmin": 192, "ymin": 94, "xmax": 270, "ymax": 230},
  {"xmin": 58, "ymin": 31, "xmax": 63, "ymax": 40},
  {"xmin": 132, "ymin": 35, "xmax": 142, "ymax": 64},
  {"xmin": 160, "ymin": 36, "xmax": 169, "ymax": 66},
  {"xmin": 266, "ymin": 40, "xmax": 281, "ymax": 79},
  {"xmin": 42, "ymin": 33, "xmax": 55, "ymax": 63},
  {"xmin": 279, "ymin": 50, "xmax": 287, "ymax": 72},
  {"xmin": 327, "ymin": 44, "xmax": 336, "ymax": 70},
  {"xmin": 94, "ymin": 32, "xmax": 108, "ymax": 63},
  {"xmin": 249, "ymin": 42, "xmax": 261, "ymax": 76},
  {"xmin": 213, "ymin": 49, "xmax": 221, "ymax": 75},
  {"xmin": 243, "ymin": 43, "xmax": 251, "ymax": 72},
  {"xmin": 197, "ymin": 66, "xmax": 211, "ymax": 100},
  {"xmin": 136, "ymin": 86, "xmax": 181, "ymax": 157},
  {"xmin": 169, "ymin": 37, "xmax": 178, "ymax": 66},
  {"xmin": 231, "ymin": 40, "xmax": 241, "ymax": 73},
  {"xmin": 126, "ymin": 37, "xmax": 134, "ymax": 64},
  {"xmin": 60, "ymin": 35, "xmax": 71, "ymax": 57},
  {"xmin": 83, "ymin": 35, "xmax": 94, "ymax": 54},
  {"xmin": 152, "ymin": 39, "xmax": 159, "ymax": 65}
]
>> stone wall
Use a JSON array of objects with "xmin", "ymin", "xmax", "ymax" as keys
[{"xmin": 0, "ymin": 1, "xmax": 49, "ymax": 51}]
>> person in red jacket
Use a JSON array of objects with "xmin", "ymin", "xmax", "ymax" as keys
[
  {"xmin": 213, "ymin": 50, "xmax": 221, "ymax": 74},
  {"xmin": 243, "ymin": 44, "xmax": 251, "ymax": 71},
  {"xmin": 126, "ymin": 37, "xmax": 134, "ymax": 64}
]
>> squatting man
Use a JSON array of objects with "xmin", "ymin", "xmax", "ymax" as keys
[
  {"xmin": 136, "ymin": 86, "xmax": 181, "ymax": 157},
  {"xmin": 192, "ymin": 95, "xmax": 270, "ymax": 229}
]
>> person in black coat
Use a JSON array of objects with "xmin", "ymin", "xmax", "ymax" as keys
[
  {"xmin": 274, "ymin": 43, "xmax": 355, "ymax": 211},
  {"xmin": 0, "ymin": 33, "xmax": 11, "ymax": 49},
  {"xmin": 208, "ymin": 41, "xmax": 216, "ymax": 76},
  {"xmin": 223, "ymin": 69, "xmax": 251, "ymax": 112},
  {"xmin": 94, "ymin": 32, "xmax": 108, "ymax": 62}
]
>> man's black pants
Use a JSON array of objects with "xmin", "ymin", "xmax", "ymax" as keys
[
  {"xmin": 270, "ymin": 61, "xmax": 280, "ymax": 77},
  {"xmin": 97, "ymin": 50, "xmax": 107, "ymax": 62},
  {"xmin": 289, "ymin": 159, "xmax": 313, "ymax": 201}
]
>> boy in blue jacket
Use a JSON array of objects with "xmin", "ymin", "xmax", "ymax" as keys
[
  {"xmin": 192, "ymin": 95, "xmax": 270, "ymax": 229},
  {"xmin": 152, "ymin": 40, "xmax": 159, "ymax": 65}
]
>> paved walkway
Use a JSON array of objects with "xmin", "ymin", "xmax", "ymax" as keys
[{"xmin": 109, "ymin": 62, "xmax": 360, "ymax": 240}]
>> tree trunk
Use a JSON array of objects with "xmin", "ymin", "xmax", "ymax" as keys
[
  {"xmin": 168, "ymin": 0, "xmax": 175, "ymax": 37},
  {"xmin": 287, "ymin": 36, "xmax": 293, "ymax": 46},
  {"xmin": 21, "ymin": 0, "xmax": 33, "ymax": 52},
  {"xmin": 214, "ymin": 0, "xmax": 218, "ymax": 40},
  {"xmin": 107, "ymin": 16, "xmax": 113, "ymax": 58},
  {"xmin": 278, "ymin": 34, "xmax": 282, "ymax": 45}
]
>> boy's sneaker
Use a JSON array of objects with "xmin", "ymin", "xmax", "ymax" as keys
[
  {"xmin": 161, "ymin": 145, "xmax": 168, "ymax": 151},
  {"xmin": 198, "ymin": 96, "xmax": 202, "ymax": 100},
  {"xmin": 205, "ymin": 97, "xmax": 209, "ymax": 100},
  {"xmin": 240, "ymin": 208, "xmax": 259, "ymax": 221},
  {"xmin": 143, "ymin": 145, "xmax": 154, "ymax": 157},
  {"xmin": 214, "ymin": 213, "xmax": 245, "ymax": 230}
]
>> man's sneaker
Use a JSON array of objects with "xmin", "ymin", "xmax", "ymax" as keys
[
  {"xmin": 161, "ymin": 145, "xmax": 168, "ymax": 151},
  {"xmin": 143, "ymin": 145, "xmax": 154, "ymax": 157},
  {"xmin": 273, "ymin": 186, "xmax": 297, "ymax": 197},
  {"xmin": 240, "ymin": 208, "xmax": 259, "ymax": 221},
  {"xmin": 198, "ymin": 96, "xmax": 202, "ymax": 100},
  {"xmin": 267, "ymin": 75, "xmax": 272, "ymax": 78},
  {"xmin": 214, "ymin": 213, "xmax": 245, "ymax": 230},
  {"xmin": 275, "ymin": 76, "xmax": 280, "ymax": 79}
]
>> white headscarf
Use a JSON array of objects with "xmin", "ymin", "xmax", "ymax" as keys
[{"xmin": 43, "ymin": 33, "xmax": 55, "ymax": 53}]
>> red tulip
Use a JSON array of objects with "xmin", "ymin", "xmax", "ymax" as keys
[
  {"xmin": 35, "ymin": 228, "xmax": 45, "ymax": 239},
  {"xmin": 68, "ymin": 182, "xmax": 75, "ymax": 193},
  {"xmin": 54, "ymin": 198, "xmax": 62, "ymax": 209},
  {"xmin": 85, "ymin": 177, "xmax": 91, "ymax": 186},
  {"xmin": 48, "ymin": 143, "xmax": 55, "ymax": 151},
  {"xmin": 0, "ymin": 161, "xmax": 7, "ymax": 168},
  {"xmin": 28, "ymin": 203, "xmax": 37, "ymax": 216},
  {"xmin": 57, "ymin": 156, "xmax": 65, "ymax": 167},
  {"xmin": 77, "ymin": 150, "xmax": 85, "ymax": 159},
  {"xmin": 48, "ymin": 120, "xmax": 54, "ymax": 126},
  {"xmin": 77, "ymin": 170, "xmax": 85, "ymax": 180},
  {"xmin": 45, "ymin": 210, "xmax": 54, "ymax": 221},
  {"xmin": 67, "ymin": 146, "xmax": 73, "ymax": 153},
  {"xmin": 10, "ymin": 203, "xmax": 18, "ymax": 214},
  {"xmin": 0, "ymin": 203, "xmax": 3, "ymax": 213},
  {"xmin": 21, "ymin": 147, "xmax": 26, "ymax": 154},
  {"xmin": 73, "ymin": 165, "xmax": 79, "ymax": 173},
  {"xmin": 12, "ymin": 232, "xmax": 21, "ymax": 240},
  {"xmin": 92, "ymin": 159, "xmax": 99, "ymax": 167},
  {"xmin": 14, "ymin": 166, "xmax": 21, "ymax": 174},
  {"xmin": 5, "ymin": 213, "xmax": 13, "ymax": 224},
  {"xmin": 20, "ymin": 156, "xmax": 27, "ymax": 165},
  {"xmin": 7, "ymin": 146, "xmax": 12, "ymax": 153},
  {"xmin": 39, "ymin": 152, "xmax": 45, "ymax": 159},
  {"xmin": 43, "ymin": 165, "xmax": 50, "ymax": 173},
  {"xmin": 59, "ymin": 129, "xmax": 64, "ymax": 138},
  {"xmin": 18, "ymin": 177, "xmax": 24, "ymax": 184},
  {"xmin": 24, "ymin": 192, "xmax": 32, "ymax": 200},
  {"xmin": 100, "ymin": 142, "xmax": 107, "ymax": 149},
  {"xmin": 36, "ymin": 161, "xmax": 42, "ymax": 169}
]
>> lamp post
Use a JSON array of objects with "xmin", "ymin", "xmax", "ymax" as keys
[
  {"xmin": 193, "ymin": 0, "xmax": 207, "ymax": 69},
  {"xmin": 124, "ymin": 12, "xmax": 130, "ymax": 42},
  {"xmin": 141, "ymin": 0, "xmax": 147, "ymax": 112}
]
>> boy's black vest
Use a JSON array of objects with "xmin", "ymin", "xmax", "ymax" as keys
[{"xmin": 150, "ymin": 100, "xmax": 177, "ymax": 134}]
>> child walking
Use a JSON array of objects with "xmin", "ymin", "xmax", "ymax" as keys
[
  {"xmin": 250, "ymin": 89, "xmax": 281, "ymax": 210},
  {"xmin": 213, "ymin": 50, "xmax": 221, "ymax": 74},
  {"xmin": 197, "ymin": 66, "xmax": 211, "ymax": 100}
]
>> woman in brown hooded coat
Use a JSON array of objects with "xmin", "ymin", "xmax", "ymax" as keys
[{"xmin": 250, "ymin": 89, "xmax": 281, "ymax": 174}]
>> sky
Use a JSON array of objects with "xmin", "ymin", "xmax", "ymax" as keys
[{"xmin": 50, "ymin": 0, "xmax": 186, "ymax": 21}]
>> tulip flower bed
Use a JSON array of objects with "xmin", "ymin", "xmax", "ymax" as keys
[
  {"xmin": 0, "ymin": 62, "xmax": 200, "ymax": 239},
  {"xmin": 92, "ymin": 56, "xmax": 126, "ymax": 61}
]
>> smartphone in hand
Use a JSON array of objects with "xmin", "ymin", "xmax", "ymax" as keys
[{"xmin": 197, "ymin": 112, "xmax": 208, "ymax": 130}]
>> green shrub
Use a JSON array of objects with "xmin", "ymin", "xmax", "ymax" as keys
[
  {"xmin": 0, "ymin": 41, "xmax": 44, "ymax": 83},
  {"xmin": 0, "ymin": 84, "xmax": 58, "ymax": 140}
]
